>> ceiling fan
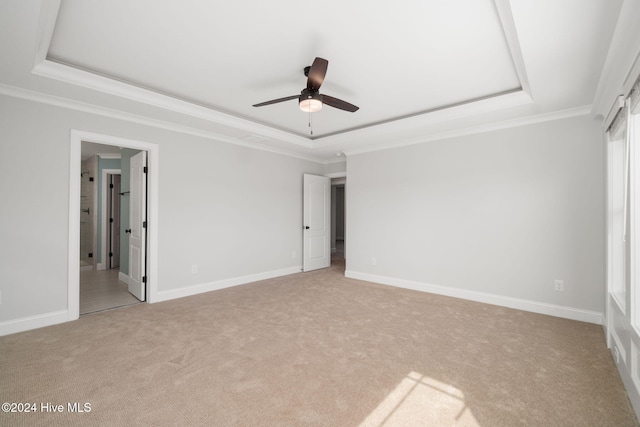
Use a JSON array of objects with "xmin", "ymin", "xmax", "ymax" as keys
[{"xmin": 253, "ymin": 57, "xmax": 359, "ymax": 113}]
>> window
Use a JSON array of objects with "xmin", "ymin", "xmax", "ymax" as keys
[
  {"xmin": 606, "ymin": 77, "xmax": 639, "ymax": 323},
  {"xmin": 631, "ymin": 112, "xmax": 640, "ymax": 332},
  {"xmin": 608, "ymin": 129, "xmax": 626, "ymax": 312}
]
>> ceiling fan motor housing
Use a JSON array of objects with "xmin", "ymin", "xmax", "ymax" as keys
[
  {"xmin": 299, "ymin": 88, "xmax": 322, "ymax": 102},
  {"xmin": 299, "ymin": 89, "xmax": 323, "ymax": 112}
]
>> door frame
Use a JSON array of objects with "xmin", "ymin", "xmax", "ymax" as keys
[
  {"xmin": 326, "ymin": 172, "xmax": 347, "ymax": 263},
  {"xmin": 68, "ymin": 130, "xmax": 159, "ymax": 321},
  {"xmin": 99, "ymin": 168, "xmax": 121, "ymax": 271}
]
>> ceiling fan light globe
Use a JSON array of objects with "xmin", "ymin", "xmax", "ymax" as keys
[{"xmin": 299, "ymin": 98, "xmax": 323, "ymax": 112}]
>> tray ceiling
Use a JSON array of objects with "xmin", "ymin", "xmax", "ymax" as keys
[{"xmin": 0, "ymin": 0, "xmax": 627, "ymax": 160}]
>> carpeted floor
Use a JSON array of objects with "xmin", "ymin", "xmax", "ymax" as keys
[{"xmin": 1, "ymin": 259, "xmax": 638, "ymax": 426}]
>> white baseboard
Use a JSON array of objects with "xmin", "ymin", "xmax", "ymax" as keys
[
  {"xmin": 0, "ymin": 310, "xmax": 69, "ymax": 337},
  {"xmin": 154, "ymin": 266, "xmax": 302, "ymax": 303},
  {"xmin": 0, "ymin": 267, "xmax": 301, "ymax": 336},
  {"xmin": 118, "ymin": 271, "xmax": 130, "ymax": 285},
  {"xmin": 610, "ymin": 329, "xmax": 628, "ymax": 364},
  {"xmin": 345, "ymin": 270, "xmax": 604, "ymax": 325},
  {"xmin": 615, "ymin": 348, "xmax": 640, "ymax": 419}
]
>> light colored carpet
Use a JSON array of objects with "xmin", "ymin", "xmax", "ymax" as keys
[{"xmin": 1, "ymin": 260, "xmax": 637, "ymax": 426}]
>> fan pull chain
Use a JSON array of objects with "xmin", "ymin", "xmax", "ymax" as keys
[{"xmin": 309, "ymin": 110, "xmax": 313, "ymax": 135}]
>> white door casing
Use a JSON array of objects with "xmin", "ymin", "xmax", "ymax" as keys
[
  {"xmin": 303, "ymin": 174, "xmax": 331, "ymax": 272},
  {"xmin": 68, "ymin": 130, "xmax": 158, "ymax": 326},
  {"xmin": 128, "ymin": 151, "xmax": 147, "ymax": 301}
]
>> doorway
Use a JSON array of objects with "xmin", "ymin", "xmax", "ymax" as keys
[
  {"xmin": 301, "ymin": 173, "xmax": 346, "ymax": 272},
  {"xmin": 331, "ymin": 175, "xmax": 346, "ymax": 269},
  {"xmin": 79, "ymin": 143, "xmax": 145, "ymax": 314},
  {"xmin": 69, "ymin": 130, "xmax": 158, "ymax": 321}
]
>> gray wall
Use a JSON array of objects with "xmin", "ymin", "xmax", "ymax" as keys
[
  {"xmin": 346, "ymin": 115, "xmax": 605, "ymax": 315},
  {"xmin": 0, "ymin": 92, "xmax": 606, "ymax": 330},
  {"xmin": 0, "ymin": 94, "xmax": 322, "ymax": 325}
]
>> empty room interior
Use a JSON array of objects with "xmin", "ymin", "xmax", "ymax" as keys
[{"xmin": 2, "ymin": 0, "xmax": 640, "ymax": 425}]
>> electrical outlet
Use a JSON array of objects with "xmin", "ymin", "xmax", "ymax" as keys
[
  {"xmin": 191, "ymin": 265, "xmax": 198, "ymax": 274},
  {"xmin": 371, "ymin": 257, "xmax": 377, "ymax": 266},
  {"xmin": 554, "ymin": 279, "xmax": 564, "ymax": 291}
]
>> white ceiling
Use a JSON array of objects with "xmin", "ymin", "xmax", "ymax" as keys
[{"xmin": 0, "ymin": 0, "xmax": 629, "ymax": 161}]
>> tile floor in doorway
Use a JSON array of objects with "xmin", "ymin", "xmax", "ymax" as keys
[{"xmin": 80, "ymin": 269, "xmax": 140, "ymax": 315}]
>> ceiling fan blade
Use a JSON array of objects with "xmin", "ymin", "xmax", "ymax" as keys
[
  {"xmin": 322, "ymin": 95, "xmax": 359, "ymax": 112},
  {"xmin": 253, "ymin": 95, "xmax": 299, "ymax": 107},
  {"xmin": 307, "ymin": 57, "xmax": 328, "ymax": 91}
]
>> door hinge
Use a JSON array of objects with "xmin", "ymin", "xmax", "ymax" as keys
[
  {"xmin": 88, "ymin": 252, "xmax": 93, "ymax": 258},
  {"xmin": 110, "ymin": 183, "xmax": 114, "ymax": 189},
  {"xmin": 110, "ymin": 217, "xmax": 114, "ymax": 223},
  {"xmin": 109, "ymin": 252, "xmax": 113, "ymax": 258},
  {"xmin": 142, "ymin": 276, "xmax": 147, "ymax": 283},
  {"xmin": 143, "ymin": 221, "xmax": 147, "ymax": 228},
  {"xmin": 89, "ymin": 177, "xmax": 94, "ymax": 182},
  {"xmin": 143, "ymin": 166, "xmax": 148, "ymax": 174}
]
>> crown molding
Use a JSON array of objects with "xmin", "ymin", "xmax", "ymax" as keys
[
  {"xmin": 33, "ymin": 0, "xmax": 60, "ymax": 67},
  {"xmin": 591, "ymin": 0, "xmax": 640, "ymax": 127},
  {"xmin": 32, "ymin": 59, "xmax": 313, "ymax": 149},
  {"xmin": 343, "ymin": 105, "xmax": 593, "ymax": 157},
  {"xmin": 494, "ymin": 0, "xmax": 531, "ymax": 97},
  {"xmin": 0, "ymin": 83, "xmax": 325, "ymax": 164}
]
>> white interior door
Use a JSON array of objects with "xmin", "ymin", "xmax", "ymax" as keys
[
  {"xmin": 303, "ymin": 174, "xmax": 331, "ymax": 272},
  {"xmin": 128, "ymin": 151, "xmax": 146, "ymax": 301}
]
